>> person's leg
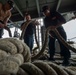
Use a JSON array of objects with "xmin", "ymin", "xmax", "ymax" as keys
[
  {"xmin": 24, "ymin": 35, "xmax": 34, "ymax": 52},
  {"xmin": 57, "ymin": 31, "xmax": 71, "ymax": 66},
  {"xmin": 24, "ymin": 35, "xmax": 31, "ymax": 48},
  {"xmin": 48, "ymin": 36, "xmax": 55, "ymax": 60}
]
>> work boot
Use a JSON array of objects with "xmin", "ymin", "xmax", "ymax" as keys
[{"xmin": 62, "ymin": 59, "xmax": 70, "ymax": 66}]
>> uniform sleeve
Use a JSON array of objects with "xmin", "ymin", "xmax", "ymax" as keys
[{"xmin": 56, "ymin": 11, "xmax": 66, "ymax": 23}]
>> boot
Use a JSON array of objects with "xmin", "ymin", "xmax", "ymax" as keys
[{"xmin": 62, "ymin": 58, "xmax": 70, "ymax": 66}]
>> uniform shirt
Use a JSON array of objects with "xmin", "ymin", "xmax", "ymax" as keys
[
  {"xmin": 44, "ymin": 11, "xmax": 66, "ymax": 33},
  {"xmin": 21, "ymin": 22, "xmax": 35, "ymax": 36}
]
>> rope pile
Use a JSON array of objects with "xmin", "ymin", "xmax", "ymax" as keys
[
  {"xmin": 0, "ymin": 38, "xmax": 75, "ymax": 75},
  {"xmin": 18, "ymin": 60, "xmax": 76, "ymax": 75},
  {"xmin": 0, "ymin": 38, "xmax": 31, "ymax": 74},
  {"xmin": 0, "ymin": 21, "xmax": 76, "ymax": 74}
]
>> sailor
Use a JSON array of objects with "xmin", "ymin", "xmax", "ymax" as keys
[
  {"xmin": 42, "ymin": 5, "xmax": 71, "ymax": 66},
  {"xmin": 0, "ymin": 0, "xmax": 14, "ymax": 38}
]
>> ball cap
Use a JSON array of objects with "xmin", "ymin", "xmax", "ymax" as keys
[
  {"xmin": 42, "ymin": 5, "xmax": 49, "ymax": 12},
  {"xmin": 7, "ymin": 0, "xmax": 14, "ymax": 8}
]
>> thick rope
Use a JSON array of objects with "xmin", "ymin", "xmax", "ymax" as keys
[
  {"xmin": 32, "ymin": 25, "xmax": 76, "ymax": 60},
  {"xmin": 0, "ymin": 38, "xmax": 31, "ymax": 74},
  {"xmin": 31, "ymin": 27, "xmax": 49, "ymax": 60},
  {"xmin": 4, "ymin": 26, "xmax": 12, "ymax": 37},
  {"xmin": 19, "ymin": 60, "xmax": 76, "ymax": 75},
  {"xmin": 0, "ymin": 38, "xmax": 75, "ymax": 75},
  {"xmin": 32, "ymin": 26, "xmax": 39, "ymax": 52},
  {"xmin": 20, "ymin": 20, "xmax": 35, "ymax": 40},
  {"xmin": 53, "ymin": 29, "xmax": 76, "ymax": 53}
]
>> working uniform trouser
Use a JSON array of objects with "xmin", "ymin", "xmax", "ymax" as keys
[
  {"xmin": 48, "ymin": 30, "xmax": 71, "ymax": 60},
  {"xmin": 24, "ymin": 35, "xmax": 34, "ymax": 52}
]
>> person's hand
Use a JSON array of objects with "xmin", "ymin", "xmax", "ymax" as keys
[
  {"xmin": 51, "ymin": 26, "xmax": 56, "ymax": 30},
  {"xmin": 33, "ymin": 20, "xmax": 40, "ymax": 25},
  {"xmin": 4, "ymin": 26, "xmax": 9, "ymax": 30},
  {"xmin": 72, "ymin": 16, "xmax": 76, "ymax": 19}
]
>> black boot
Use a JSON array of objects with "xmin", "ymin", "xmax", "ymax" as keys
[
  {"xmin": 48, "ymin": 56, "xmax": 55, "ymax": 61},
  {"xmin": 62, "ymin": 59, "xmax": 70, "ymax": 66}
]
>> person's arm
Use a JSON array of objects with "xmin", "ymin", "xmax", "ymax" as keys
[
  {"xmin": 3, "ymin": 11, "xmax": 12, "ymax": 37},
  {"xmin": 56, "ymin": 11, "xmax": 66, "ymax": 23},
  {"xmin": 0, "ymin": 3, "xmax": 5, "ymax": 28},
  {"xmin": 3, "ymin": 11, "xmax": 12, "ymax": 26},
  {"xmin": 51, "ymin": 11, "xmax": 66, "ymax": 29}
]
